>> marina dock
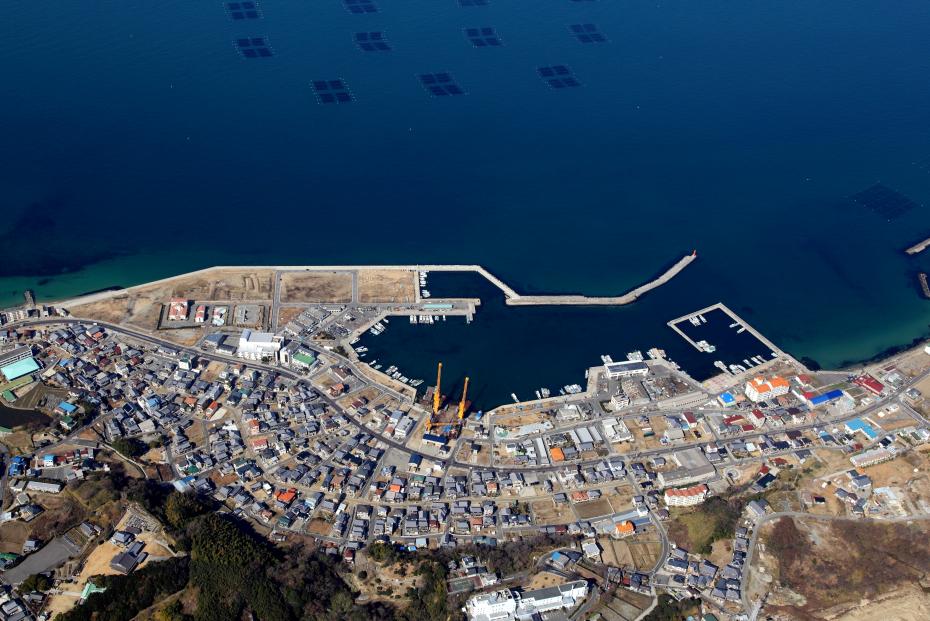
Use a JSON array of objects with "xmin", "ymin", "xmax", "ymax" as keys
[{"xmin": 667, "ymin": 302, "xmax": 803, "ymax": 369}]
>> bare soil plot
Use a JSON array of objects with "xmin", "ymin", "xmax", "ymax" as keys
[
  {"xmin": 0, "ymin": 521, "xmax": 30, "ymax": 554},
  {"xmin": 163, "ymin": 269, "xmax": 273, "ymax": 301},
  {"xmin": 524, "ymin": 571, "xmax": 565, "ymax": 590},
  {"xmin": 277, "ymin": 306, "xmax": 303, "ymax": 327},
  {"xmin": 70, "ymin": 294, "xmax": 162, "ymax": 332},
  {"xmin": 573, "ymin": 497, "xmax": 613, "ymax": 519},
  {"xmin": 626, "ymin": 537, "xmax": 662, "ymax": 570},
  {"xmin": 598, "ymin": 536, "xmax": 633, "ymax": 567},
  {"xmin": 531, "ymin": 499, "xmax": 575, "ymax": 525},
  {"xmin": 280, "ymin": 271, "xmax": 352, "ymax": 303},
  {"xmin": 357, "ymin": 269, "xmax": 416, "ymax": 303}
]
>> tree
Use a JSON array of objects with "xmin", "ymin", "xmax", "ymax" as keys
[
  {"xmin": 111, "ymin": 437, "xmax": 145, "ymax": 458},
  {"xmin": 20, "ymin": 573, "xmax": 52, "ymax": 593}
]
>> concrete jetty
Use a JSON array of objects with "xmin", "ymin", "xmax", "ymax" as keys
[
  {"xmin": 906, "ymin": 237, "xmax": 930, "ymax": 255},
  {"xmin": 499, "ymin": 252, "xmax": 697, "ymax": 306}
]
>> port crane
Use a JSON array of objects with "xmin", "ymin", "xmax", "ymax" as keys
[
  {"xmin": 433, "ymin": 361, "xmax": 442, "ymax": 414},
  {"xmin": 457, "ymin": 377, "xmax": 469, "ymax": 420}
]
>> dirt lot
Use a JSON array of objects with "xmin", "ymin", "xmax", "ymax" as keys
[
  {"xmin": 69, "ymin": 294, "xmax": 162, "ymax": 332},
  {"xmin": 277, "ymin": 306, "xmax": 303, "ymax": 327},
  {"xmin": 357, "ymin": 270, "xmax": 416, "ymax": 303},
  {"xmin": 531, "ymin": 499, "xmax": 576, "ymax": 525},
  {"xmin": 596, "ymin": 588, "xmax": 653, "ymax": 621},
  {"xmin": 525, "ymin": 571, "xmax": 565, "ymax": 590},
  {"xmin": 574, "ymin": 497, "xmax": 614, "ymax": 520},
  {"xmin": 280, "ymin": 271, "xmax": 353, "ymax": 303},
  {"xmin": 68, "ymin": 269, "xmax": 274, "ymax": 330},
  {"xmin": 598, "ymin": 535, "xmax": 662, "ymax": 571}
]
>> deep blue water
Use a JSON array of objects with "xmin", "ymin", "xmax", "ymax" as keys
[{"xmin": 3, "ymin": 1, "xmax": 930, "ymax": 404}]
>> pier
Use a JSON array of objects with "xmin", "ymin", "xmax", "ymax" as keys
[
  {"xmin": 667, "ymin": 302, "xmax": 803, "ymax": 369},
  {"xmin": 905, "ymin": 236, "xmax": 930, "ymax": 255}
]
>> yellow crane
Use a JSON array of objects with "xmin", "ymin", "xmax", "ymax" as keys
[
  {"xmin": 457, "ymin": 377, "xmax": 470, "ymax": 420},
  {"xmin": 433, "ymin": 362, "xmax": 443, "ymax": 414}
]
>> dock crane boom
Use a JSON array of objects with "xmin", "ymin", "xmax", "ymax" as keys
[
  {"xmin": 458, "ymin": 377, "xmax": 470, "ymax": 420},
  {"xmin": 433, "ymin": 362, "xmax": 442, "ymax": 414}
]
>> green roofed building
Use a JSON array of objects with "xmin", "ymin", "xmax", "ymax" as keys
[
  {"xmin": 0, "ymin": 357, "xmax": 39, "ymax": 382},
  {"xmin": 292, "ymin": 350, "xmax": 316, "ymax": 368},
  {"xmin": 2, "ymin": 390, "xmax": 15, "ymax": 403}
]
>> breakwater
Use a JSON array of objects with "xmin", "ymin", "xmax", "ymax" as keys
[{"xmin": 497, "ymin": 253, "xmax": 697, "ymax": 306}]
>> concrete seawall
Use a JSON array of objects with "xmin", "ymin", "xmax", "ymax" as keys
[
  {"xmin": 906, "ymin": 237, "xmax": 930, "ymax": 255},
  {"xmin": 499, "ymin": 253, "xmax": 696, "ymax": 306}
]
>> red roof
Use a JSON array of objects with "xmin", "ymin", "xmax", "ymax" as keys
[{"xmin": 853, "ymin": 375, "xmax": 884, "ymax": 395}]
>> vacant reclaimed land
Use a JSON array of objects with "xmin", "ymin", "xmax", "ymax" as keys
[
  {"xmin": 357, "ymin": 269, "xmax": 416, "ymax": 303},
  {"xmin": 68, "ymin": 268, "xmax": 275, "ymax": 332},
  {"xmin": 279, "ymin": 271, "xmax": 353, "ymax": 303}
]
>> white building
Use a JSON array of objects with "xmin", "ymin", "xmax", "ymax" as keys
[
  {"xmin": 664, "ymin": 484, "xmax": 709, "ymax": 507},
  {"xmin": 603, "ymin": 360, "xmax": 649, "ymax": 379},
  {"xmin": 602, "ymin": 417, "xmax": 633, "ymax": 443},
  {"xmin": 744, "ymin": 375, "xmax": 790, "ymax": 402},
  {"xmin": 237, "ymin": 329, "xmax": 282, "ymax": 361},
  {"xmin": 464, "ymin": 581, "xmax": 589, "ymax": 621},
  {"xmin": 465, "ymin": 589, "xmax": 517, "ymax": 621}
]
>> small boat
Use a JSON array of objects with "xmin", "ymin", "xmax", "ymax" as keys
[
  {"xmin": 737, "ymin": 327, "xmax": 746, "ymax": 334},
  {"xmin": 511, "ymin": 393, "xmax": 520, "ymax": 403},
  {"xmin": 535, "ymin": 390, "xmax": 542, "ymax": 400},
  {"xmin": 699, "ymin": 314, "xmax": 707, "ymax": 324}
]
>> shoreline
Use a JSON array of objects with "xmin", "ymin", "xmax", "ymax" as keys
[
  {"xmin": 7, "ymin": 261, "xmax": 929, "ymax": 384},
  {"xmin": 46, "ymin": 258, "xmax": 696, "ymax": 310}
]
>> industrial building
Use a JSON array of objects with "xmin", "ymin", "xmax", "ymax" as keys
[
  {"xmin": 237, "ymin": 329, "xmax": 281, "ymax": 360},
  {"xmin": 603, "ymin": 360, "xmax": 649, "ymax": 379},
  {"xmin": 0, "ymin": 357, "xmax": 39, "ymax": 382},
  {"xmin": 0, "ymin": 345, "xmax": 32, "ymax": 368}
]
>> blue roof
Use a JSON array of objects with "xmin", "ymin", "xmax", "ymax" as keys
[
  {"xmin": 719, "ymin": 392, "xmax": 735, "ymax": 404},
  {"xmin": 57, "ymin": 401, "xmax": 77, "ymax": 413},
  {"xmin": 810, "ymin": 389, "xmax": 843, "ymax": 405},
  {"xmin": 846, "ymin": 418, "xmax": 878, "ymax": 440},
  {"xmin": 0, "ymin": 357, "xmax": 39, "ymax": 381},
  {"xmin": 422, "ymin": 433, "xmax": 448, "ymax": 445}
]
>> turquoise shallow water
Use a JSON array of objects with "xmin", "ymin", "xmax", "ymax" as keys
[{"xmin": 2, "ymin": 0, "xmax": 930, "ymax": 402}]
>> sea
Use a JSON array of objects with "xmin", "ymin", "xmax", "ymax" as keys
[{"xmin": 3, "ymin": 0, "xmax": 930, "ymax": 408}]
